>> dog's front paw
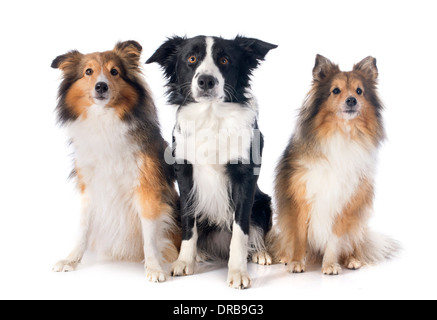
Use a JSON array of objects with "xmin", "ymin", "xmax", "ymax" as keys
[
  {"xmin": 146, "ymin": 268, "xmax": 166, "ymax": 283},
  {"xmin": 322, "ymin": 263, "xmax": 342, "ymax": 275},
  {"xmin": 346, "ymin": 257, "xmax": 363, "ymax": 270},
  {"xmin": 52, "ymin": 260, "xmax": 78, "ymax": 272},
  {"xmin": 251, "ymin": 251, "xmax": 272, "ymax": 266},
  {"xmin": 286, "ymin": 261, "xmax": 306, "ymax": 273},
  {"xmin": 171, "ymin": 259, "xmax": 195, "ymax": 277},
  {"xmin": 227, "ymin": 270, "xmax": 251, "ymax": 290}
]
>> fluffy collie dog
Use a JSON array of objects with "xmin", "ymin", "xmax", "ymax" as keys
[
  {"xmin": 51, "ymin": 41, "xmax": 180, "ymax": 282},
  {"xmin": 147, "ymin": 36, "xmax": 277, "ymax": 289},
  {"xmin": 273, "ymin": 55, "xmax": 398, "ymax": 275}
]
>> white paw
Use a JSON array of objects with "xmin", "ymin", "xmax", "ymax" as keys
[
  {"xmin": 252, "ymin": 251, "xmax": 273, "ymax": 266},
  {"xmin": 227, "ymin": 270, "xmax": 251, "ymax": 290},
  {"xmin": 286, "ymin": 261, "xmax": 306, "ymax": 273},
  {"xmin": 146, "ymin": 268, "xmax": 166, "ymax": 283},
  {"xmin": 346, "ymin": 257, "xmax": 363, "ymax": 270},
  {"xmin": 171, "ymin": 259, "xmax": 195, "ymax": 277},
  {"xmin": 52, "ymin": 260, "xmax": 78, "ymax": 272},
  {"xmin": 322, "ymin": 263, "xmax": 342, "ymax": 275}
]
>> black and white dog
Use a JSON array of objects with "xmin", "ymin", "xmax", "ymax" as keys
[{"xmin": 147, "ymin": 36, "xmax": 277, "ymax": 289}]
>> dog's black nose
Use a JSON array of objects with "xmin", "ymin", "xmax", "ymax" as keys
[
  {"xmin": 198, "ymin": 75, "xmax": 217, "ymax": 91},
  {"xmin": 346, "ymin": 97, "xmax": 357, "ymax": 107},
  {"xmin": 95, "ymin": 82, "xmax": 109, "ymax": 94}
]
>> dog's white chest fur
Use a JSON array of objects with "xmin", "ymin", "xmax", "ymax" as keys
[
  {"xmin": 66, "ymin": 105, "xmax": 143, "ymax": 260},
  {"xmin": 303, "ymin": 132, "xmax": 377, "ymax": 251},
  {"xmin": 174, "ymin": 101, "xmax": 257, "ymax": 228}
]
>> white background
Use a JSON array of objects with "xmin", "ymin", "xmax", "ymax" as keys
[{"xmin": 1, "ymin": 0, "xmax": 436, "ymax": 300}]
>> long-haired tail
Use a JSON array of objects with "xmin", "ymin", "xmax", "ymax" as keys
[
  {"xmin": 355, "ymin": 230, "xmax": 400, "ymax": 265},
  {"xmin": 265, "ymin": 226, "xmax": 284, "ymax": 264},
  {"xmin": 265, "ymin": 228, "xmax": 400, "ymax": 266}
]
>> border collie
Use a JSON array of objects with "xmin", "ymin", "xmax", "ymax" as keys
[
  {"xmin": 51, "ymin": 41, "xmax": 180, "ymax": 282},
  {"xmin": 273, "ymin": 55, "xmax": 398, "ymax": 275},
  {"xmin": 147, "ymin": 35, "xmax": 277, "ymax": 289}
]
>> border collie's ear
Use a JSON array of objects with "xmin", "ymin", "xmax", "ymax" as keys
[
  {"xmin": 146, "ymin": 36, "xmax": 186, "ymax": 83},
  {"xmin": 114, "ymin": 40, "xmax": 143, "ymax": 66},
  {"xmin": 146, "ymin": 36, "xmax": 186, "ymax": 76},
  {"xmin": 235, "ymin": 36, "xmax": 278, "ymax": 68},
  {"xmin": 51, "ymin": 50, "xmax": 83, "ymax": 70},
  {"xmin": 354, "ymin": 56, "xmax": 378, "ymax": 80},
  {"xmin": 313, "ymin": 54, "xmax": 339, "ymax": 81}
]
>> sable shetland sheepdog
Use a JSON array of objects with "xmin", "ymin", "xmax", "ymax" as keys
[
  {"xmin": 147, "ymin": 36, "xmax": 277, "ymax": 289},
  {"xmin": 51, "ymin": 41, "xmax": 180, "ymax": 282},
  {"xmin": 273, "ymin": 55, "xmax": 398, "ymax": 275}
]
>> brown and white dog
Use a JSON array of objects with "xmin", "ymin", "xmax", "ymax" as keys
[
  {"xmin": 51, "ymin": 41, "xmax": 180, "ymax": 282},
  {"xmin": 273, "ymin": 55, "xmax": 398, "ymax": 275}
]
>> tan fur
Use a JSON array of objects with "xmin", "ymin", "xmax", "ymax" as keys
[
  {"xmin": 62, "ymin": 53, "xmax": 143, "ymax": 120},
  {"xmin": 136, "ymin": 153, "xmax": 181, "ymax": 262},
  {"xmin": 136, "ymin": 154, "xmax": 174, "ymax": 220},
  {"xmin": 333, "ymin": 177, "xmax": 373, "ymax": 238},
  {"xmin": 273, "ymin": 149, "xmax": 311, "ymax": 265},
  {"xmin": 271, "ymin": 55, "xmax": 397, "ymax": 274},
  {"xmin": 52, "ymin": 42, "xmax": 181, "ymax": 280}
]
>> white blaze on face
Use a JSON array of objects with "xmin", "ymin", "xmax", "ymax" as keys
[
  {"xmin": 93, "ymin": 71, "xmax": 111, "ymax": 105},
  {"xmin": 191, "ymin": 37, "xmax": 225, "ymax": 102}
]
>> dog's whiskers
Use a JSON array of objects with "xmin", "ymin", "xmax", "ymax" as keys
[{"xmin": 224, "ymin": 84, "xmax": 238, "ymax": 102}]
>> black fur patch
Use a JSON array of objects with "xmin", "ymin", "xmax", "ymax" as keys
[{"xmin": 147, "ymin": 35, "xmax": 277, "ymax": 105}]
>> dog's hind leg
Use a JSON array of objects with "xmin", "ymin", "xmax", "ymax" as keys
[
  {"xmin": 249, "ymin": 187, "xmax": 273, "ymax": 266},
  {"xmin": 250, "ymin": 227, "xmax": 273, "ymax": 266}
]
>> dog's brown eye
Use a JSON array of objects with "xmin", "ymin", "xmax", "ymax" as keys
[
  {"xmin": 220, "ymin": 57, "xmax": 229, "ymax": 65},
  {"xmin": 333, "ymin": 88, "xmax": 341, "ymax": 95},
  {"xmin": 357, "ymin": 88, "xmax": 363, "ymax": 95},
  {"xmin": 85, "ymin": 68, "xmax": 93, "ymax": 76},
  {"xmin": 188, "ymin": 56, "xmax": 197, "ymax": 64},
  {"xmin": 111, "ymin": 69, "xmax": 119, "ymax": 76}
]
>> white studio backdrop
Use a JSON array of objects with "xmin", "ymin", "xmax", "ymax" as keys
[{"xmin": 0, "ymin": 0, "xmax": 436, "ymax": 300}]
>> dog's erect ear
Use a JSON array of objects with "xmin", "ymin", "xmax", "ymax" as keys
[
  {"xmin": 354, "ymin": 56, "xmax": 378, "ymax": 80},
  {"xmin": 235, "ymin": 36, "xmax": 277, "ymax": 69},
  {"xmin": 235, "ymin": 36, "xmax": 278, "ymax": 60},
  {"xmin": 51, "ymin": 50, "xmax": 83, "ymax": 71},
  {"xmin": 146, "ymin": 36, "xmax": 185, "ymax": 66},
  {"xmin": 312, "ymin": 54, "xmax": 340, "ymax": 81},
  {"xmin": 114, "ymin": 40, "xmax": 143, "ymax": 66},
  {"xmin": 146, "ymin": 36, "xmax": 186, "ymax": 79}
]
